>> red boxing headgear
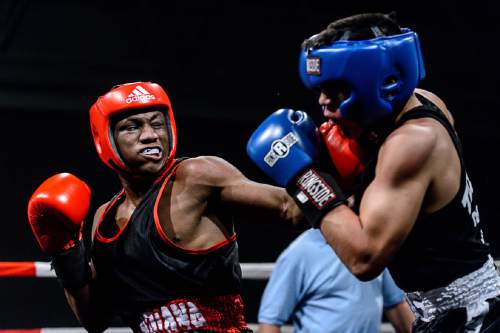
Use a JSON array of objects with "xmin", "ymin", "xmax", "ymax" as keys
[{"xmin": 89, "ymin": 82, "xmax": 177, "ymax": 174}]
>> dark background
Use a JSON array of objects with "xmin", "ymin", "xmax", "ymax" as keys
[{"xmin": 0, "ymin": 0, "xmax": 499, "ymax": 329}]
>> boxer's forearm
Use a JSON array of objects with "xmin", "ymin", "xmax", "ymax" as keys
[
  {"xmin": 64, "ymin": 285, "xmax": 111, "ymax": 333},
  {"xmin": 319, "ymin": 204, "xmax": 391, "ymax": 281},
  {"xmin": 219, "ymin": 174, "xmax": 303, "ymax": 224},
  {"xmin": 245, "ymin": 184, "xmax": 303, "ymax": 225},
  {"xmin": 259, "ymin": 323, "xmax": 282, "ymax": 333},
  {"xmin": 384, "ymin": 301, "xmax": 415, "ymax": 333}
]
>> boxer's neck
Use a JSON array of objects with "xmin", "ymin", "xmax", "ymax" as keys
[{"xmin": 118, "ymin": 174, "xmax": 156, "ymax": 205}]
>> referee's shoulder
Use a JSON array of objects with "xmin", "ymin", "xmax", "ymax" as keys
[{"xmin": 283, "ymin": 229, "xmax": 323, "ymax": 257}]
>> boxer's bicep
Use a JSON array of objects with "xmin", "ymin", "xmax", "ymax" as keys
[
  {"xmin": 360, "ymin": 167, "xmax": 429, "ymax": 261},
  {"xmin": 320, "ymin": 170, "xmax": 430, "ymax": 280},
  {"xmin": 319, "ymin": 125, "xmax": 436, "ymax": 279},
  {"xmin": 360, "ymin": 125, "xmax": 435, "ymax": 265}
]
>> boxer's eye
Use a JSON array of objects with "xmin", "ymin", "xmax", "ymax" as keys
[{"xmin": 151, "ymin": 122, "xmax": 164, "ymax": 129}]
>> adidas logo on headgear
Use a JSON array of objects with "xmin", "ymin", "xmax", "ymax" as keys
[{"xmin": 125, "ymin": 85, "xmax": 156, "ymax": 104}]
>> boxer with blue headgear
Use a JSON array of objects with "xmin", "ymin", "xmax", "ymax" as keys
[
  {"xmin": 299, "ymin": 26, "xmax": 425, "ymax": 127},
  {"xmin": 247, "ymin": 12, "xmax": 500, "ymax": 332}
]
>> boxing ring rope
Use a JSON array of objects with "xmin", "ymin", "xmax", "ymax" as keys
[
  {"xmin": 0, "ymin": 262, "xmax": 292, "ymax": 333},
  {"xmin": 9, "ymin": 260, "xmax": 499, "ymax": 332},
  {"xmin": 0, "ymin": 262, "xmax": 276, "ymax": 280}
]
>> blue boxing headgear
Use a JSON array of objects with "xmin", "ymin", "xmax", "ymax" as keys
[{"xmin": 299, "ymin": 28, "xmax": 426, "ymax": 127}]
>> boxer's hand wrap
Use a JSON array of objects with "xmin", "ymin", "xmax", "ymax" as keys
[
  {"xmin": 52, "ymin": 241, "xmax": 91, "ymax": 290},
  {"xmin": 286, "ymin": 167, "xmax": 346, "ymax": 228}
]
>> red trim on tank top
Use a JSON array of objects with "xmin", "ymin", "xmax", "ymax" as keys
[
  {"xmin": 153, "ymin": 158, "xmax": 176, "ymax": 186},
  {"xmin": 94, "ymin": 189, "xmax": 129, "ymax": 243},
  {"xmin": 94, "ymin": 161, "xmax": 179, "ymax": 244},
  {"xmin": 153, "ymin": 163, "xmax": 237, "ymax": 255}
]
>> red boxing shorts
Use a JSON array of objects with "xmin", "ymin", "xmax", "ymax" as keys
[{"xmin": 137, "ymin": 294, "xmax": 253, "ymax": 333}]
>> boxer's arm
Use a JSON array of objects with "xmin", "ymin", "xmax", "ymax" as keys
[
  {"xmin": 181, "ymin": 156, "xmax": 302, "ymax": 224},
  {"xmin": 28, "ymin": 174, "xmax": 111, "ymax": 331},
  {"xmin": 63, "ymin": 204, "xmax": 112, "ymax": 333},
  {"xmin": 90, "ymin": 203, "xmax": 108, "ymax": 243},
  {"xmin": 384, "ymin": 302, "xmax": 414, "ymax": 333},
  {"xmin": 63, "ymin": 285, "xmax": 110, "ymax": 333},
  {"xmin": 259, "ymin": 323, "xmax": 282, "ymax": 333},
  {"xmin": 319, "ymin": 122, "xmax": 435, "ymax": 280}
]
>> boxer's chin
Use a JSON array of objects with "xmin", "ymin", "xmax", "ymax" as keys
[{"xmin": 120, "ymin": 159, "xmax": 167, "ymax": 183}]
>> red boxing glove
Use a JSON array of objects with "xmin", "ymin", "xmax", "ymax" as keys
[
  {"xmin": 28, "ymin": 173, "xmax": 91, "ymax": 254},
  {"xmin": 320, "ymin": 121, "xmax": 365, "ymax": 191}
]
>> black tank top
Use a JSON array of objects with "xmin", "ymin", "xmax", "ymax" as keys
[
  {"xmin": 358, "ymin": 94, "xmax": 490, "ymax": 292},
  {"xmin": 91, "ymin": 159, "xmax": 242, "ymax": 325}
]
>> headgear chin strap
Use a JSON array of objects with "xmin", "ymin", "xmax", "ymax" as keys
[
  {"xmin": 89, "ymin": 82, "xmax": 177, "ymax": 175},
  {"xmin": 299, "ymin": 28, "xmax": 426, "ymax": 127}
]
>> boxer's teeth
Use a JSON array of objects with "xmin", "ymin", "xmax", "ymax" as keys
[{"xmin": 143, "ymin": 148, "xmax": 160, "ymax": 155}]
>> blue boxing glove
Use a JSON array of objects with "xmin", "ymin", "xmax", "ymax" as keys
[
  {"xmin": 247, "ymin": 109, "xmax": 319, "ymax": 187},
  {"xmin": 247, "ymin": 109, "xmax": 346, "ymax": 227}
]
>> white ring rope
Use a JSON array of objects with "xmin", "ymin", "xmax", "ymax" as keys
[
  {"xmin": 2, "ymin": 261, "xmax": 499, "ymax": 333},
  {"xmin": 0, "ymin": 262, "xmax": 276, "ymax": 279}
]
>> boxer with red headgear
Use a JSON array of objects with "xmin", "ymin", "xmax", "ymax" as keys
[
  {"xmin": 89, "ymin": 82, "xmax": 177, "ymax": 175},
  {"xmin": 28, "ymin": 82, "xmax": 303, "ymax": 333}
]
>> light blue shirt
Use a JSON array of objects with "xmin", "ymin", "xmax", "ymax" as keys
[{"xmin": 258, "ymin": 229, "xmax": 404, "ymax": 333}]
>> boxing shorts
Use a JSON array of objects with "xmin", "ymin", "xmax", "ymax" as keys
[
  {"xmin": 136, "ymin": 294, "xmax": 253, "ymax": 333},
  {"xmin": 407, "ymin": 256, "xmax": 500, "ymax": 332}
]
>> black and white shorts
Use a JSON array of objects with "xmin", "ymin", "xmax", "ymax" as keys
[{"xmin": 407, "ymin": 256, "xmax": 500, "ymax": 332}]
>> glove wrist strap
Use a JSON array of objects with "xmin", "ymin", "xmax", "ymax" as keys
[
  {"xmin": 52, "ymin": 241, "xmax": 91, "ymax": 291},
  {"xmin": 286, "ymin": 167, "xmax": 346, "ymax": 228}
]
